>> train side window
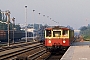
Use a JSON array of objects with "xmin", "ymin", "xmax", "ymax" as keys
[
  {"xmin": 63, "ymin": 30, "xmax": 68, "ymax": 36},
  {"xmin": 53, "ymin": 31, "xmax": 61, "ymax": 37},
  {"xmin": 46, "ymin": 30, "xmax": 51, "ymax": 37}
]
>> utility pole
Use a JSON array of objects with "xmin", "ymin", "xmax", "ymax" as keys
[
  {"xmin": 38, "ymin": 13, "xmax": 41, "ymax": 29},
  {"xmin": 43, "ymin": 15, "xmax": 45, "ymax": 25},
  {"xmin": 5, "ymin": 10, "xmax": 10, "ymax": 46},
  {"xmin": 33, "ymin": 10, "xmax": 35, "ymax": 41},
  {"xmin": 12, "ymin": 17, "xmax": 15, "ymax": 43},
  {"xmin": 86, "ymin": 19, "xmax": 88, "ymax": 26},
  {"xmin": 25, "ymin": 5, "xmax": 27, "ymax": 42}
]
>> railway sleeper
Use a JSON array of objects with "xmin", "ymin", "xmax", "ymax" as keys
[
  {"xmin": 0, "ymin": 44, "xmax": 42, "ymax": 60},
  {"xmin": 36, "ymin": 52, "xmax": 51, "ymax": 60},
  {"xmin": 0, "ymin": 47, "xmax": 32, "ymax": 59},
  {"xmin": 0, "ymin": 42, "xmax": 38, "ymax": 52},
  {"xmin": 27, "ymin": 49, "xmax": 46, "ymax": 60},
  {"xmin": 11, "ymin": 45, "xmax": 44, "ymax": 60}
]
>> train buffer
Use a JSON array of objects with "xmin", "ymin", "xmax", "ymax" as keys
[{"xmin": 61, "ymin": 41, "xmax": 90, "ymax": 60}]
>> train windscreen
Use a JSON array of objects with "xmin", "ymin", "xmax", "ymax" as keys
[
  {"xmin": 53, "ymin": 31, "xmax": 61, "ymax": 37},
  {"xmin": 62, "ymin": 30, "xmax": 68, "ymax": 37},
  {"xmin": 46, "ymin": 30, "xmax": 51, "ymax": 37}
]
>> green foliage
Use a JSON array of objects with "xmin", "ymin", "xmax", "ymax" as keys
[
  {"xmin": 80, "ymin": 26, "xmax": 90, "ymax": 40},
  {"xmin": 79, "ymin": 26, "xmax": 87, "ymax": 31}
]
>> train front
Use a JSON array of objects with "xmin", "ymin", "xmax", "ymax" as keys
[{"xmin": 45, "ymin": 26, "xmax": 74, "ymax": 50}]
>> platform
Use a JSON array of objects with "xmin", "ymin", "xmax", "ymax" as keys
[{"xmin": 61, "ymin": 41, "xmax": 90, "ymax": 60}]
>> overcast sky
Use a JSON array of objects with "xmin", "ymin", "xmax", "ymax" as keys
[{"xmin": 0, "ymin": 0, "xmax": 90, "ymax": 29}]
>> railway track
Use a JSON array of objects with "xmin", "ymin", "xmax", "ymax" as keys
[
  {"xmin": 31, "ymin": 50, "xmax": 64, "ymax": 60},
  {"xmin": 46, "ymin": 54, "xmax": 63, "ymax": 60},
  {"xmin": 0, "ymin": 42, "xmax": 43, "ymax": 60},
  {"xmin": 35, "ymin": 51, "xmax": 51, "ymax": 60},
  {"xmin": 44, "ymin": 48, "xmax": 69, "ymax": 60},
  {"xmin": 0, "ymin": 41, "xmax": 68, "ymax": 60},
  {"xmin": 15, "ymin": 44, "xmax": 48, "ymax": 60},
  {"xmin": 27, "ymin": 48, "xmax": 47, "ymax": 60},
  {"xmin": 0, "ymin": 41, "xmax": 38, "ymax": 52}
]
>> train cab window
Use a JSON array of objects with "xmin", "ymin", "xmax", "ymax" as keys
[
  {"xmin": 53, "ymin": 31, "xmax": 61, "ymax": 37},
  {"xmin": 46, "ymin": 30, "xmax": 51, "ymax": 37},
  {"xmin": 63, "ymin": 30, "xmax": 68, "ymax": 36}
]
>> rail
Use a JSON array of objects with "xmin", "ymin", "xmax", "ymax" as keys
[
  {"xmin": 0, "ymin": 43, "xmax": 43, "ymax": 60},
  {"xmin": 28, "ymin": 49, "xmax": 46, "ymax": 60},
  {"xmin": 0, "ymin": 41, "xmax": 38, "ymax": 52}
]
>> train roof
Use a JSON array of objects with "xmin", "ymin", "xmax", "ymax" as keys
[{"xmin": 45, "ymin": 26, "xmax": 73, "ymax": 30}]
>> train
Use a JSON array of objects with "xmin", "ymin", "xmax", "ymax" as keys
[
  {"xmin": 44, "ymin": 26, "xmax": 74, "ymax": 50},
  {"xmin": 0, "ymin": 30, "xmax": 39, "ymax": 42},
  {"xmin": 0, "ymin": 30, "xmax": 25, "ymax": 42}
]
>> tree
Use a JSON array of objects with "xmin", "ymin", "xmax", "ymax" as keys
[
  {"xmin": 79, "ymin": 26, "xmax": 87, "ymax": 31},
  {"xmin": 80, "ymin": 26, "xmax": 90, "ymax": 40}
]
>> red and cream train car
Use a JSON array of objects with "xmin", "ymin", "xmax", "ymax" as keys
[{"xmin": 45, "ymin": 26, "xmax": 74, "ymax": 50}]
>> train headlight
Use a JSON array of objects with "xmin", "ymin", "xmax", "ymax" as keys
[
  {"xmin": 63, "ymin": 40, "xmax": 66, "ymax": 43},
  {"xmin": 48, "ymin": 40, "xmax": 51, "ymax": 43}
]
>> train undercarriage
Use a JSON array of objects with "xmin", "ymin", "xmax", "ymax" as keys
[{"xmin": 46, "ymin": 45, "xmax": 69, "ymax": 52}]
